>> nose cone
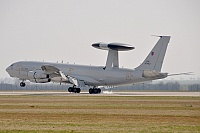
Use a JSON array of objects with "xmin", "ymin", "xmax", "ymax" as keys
[
  {"xmin": 6, "ymin": 66, "xmax": 12, "ymax": 77},
  {"xmin": 6, "ymin": 66, "xmax": 10, "ymax": 73}
]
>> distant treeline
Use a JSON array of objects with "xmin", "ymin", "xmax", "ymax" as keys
[
  {"xmin": 112, "ymin": 82, "xmax": 200, "ymax": 91},
  {"xmin": 0, "ymin": 82, "xmax": 199, "ymax": 91}
]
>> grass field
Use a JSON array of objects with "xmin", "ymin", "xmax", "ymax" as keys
[{"xmin": 0, "ymin": 95, "xmax": 199, "ymax": 133}]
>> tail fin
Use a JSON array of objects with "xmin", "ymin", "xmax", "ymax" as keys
[{"xmin": 135, "ymin": 36, "xmax": 171, "ymax": 72}]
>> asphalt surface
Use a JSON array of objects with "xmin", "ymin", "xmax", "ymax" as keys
[{"xmin": 0, "ymin": 91, "xmax": 199, "ymax": 96}]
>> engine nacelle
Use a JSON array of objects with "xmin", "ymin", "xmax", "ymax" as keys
[
  {"xmin": 28, "ymin": 70, "xmax": 49, "ymax": 79},
  {"xmin": 29, "ymin": 78, "xmax": 51, "ymax": 83}
]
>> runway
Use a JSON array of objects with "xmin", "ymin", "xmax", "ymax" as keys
[{"xmin": 0, "ymin": 91, "xmax": 199, "ymax": 96}]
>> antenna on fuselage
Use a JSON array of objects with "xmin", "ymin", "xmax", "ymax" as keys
[{"xmin": 92, "ymin": 42, "xmax": 135, "ymax": 70}]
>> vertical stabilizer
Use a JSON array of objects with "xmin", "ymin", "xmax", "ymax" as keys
[{"xmin": 135, "ymin": 36, "xmax": 170, "ymax": 72}]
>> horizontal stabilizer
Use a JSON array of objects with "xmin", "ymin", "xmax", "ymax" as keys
[
  {"xmin": 142, "ymin": 70, "xmax": 168, "ymax": 79},
  {"xmin": 168, "ymin": 72, "xmax": 193, "ymax": 76}
]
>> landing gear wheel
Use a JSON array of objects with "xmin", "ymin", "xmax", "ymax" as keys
[
  {"xmin": 68, "ymin": 87, "xmax": 81, "ymax": 93},
  {"xmin": 75, "ymin": 88, "xmax": 81, "ymax": 93},
  {"xmin": 68, "ymin": 87, "xmax": 74, "ymax": 92},
  {"xmin": 93, "ymin": 88, "xmax": 98, "ymax": 94},
  {"xmin": 20, "ymin": 82, "xmax": 25, "ymax": 87},
  {"xmin": 98, "ymin": 88, "xmax": 101, "ymax": 93},
  {"xmin": 89, "ymin": 88, "xmax": 101, "ymax": 94},
  {"xmin": 89, "ymin": 88, "xmax": 93, "ymax": 94}
]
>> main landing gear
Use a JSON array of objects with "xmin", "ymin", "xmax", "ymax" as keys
[
  {"xmin": 68, "ymin": 86, "xmax": 81, "ymax": 93},
  {"xmin": 68, "ymin": 86, "xmax": 101, "ymax": 94},
  {"xmin": 89, "ymin": 88, "xmax": 101, "ymax": 94},
  {"xmin": 20, "ymin": 82, "xmax": 26, "ymax": 87}
]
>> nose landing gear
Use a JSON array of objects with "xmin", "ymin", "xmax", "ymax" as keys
[{"xmin": 20, "ymin": 82, "xmax": 26, "ymax": 87}]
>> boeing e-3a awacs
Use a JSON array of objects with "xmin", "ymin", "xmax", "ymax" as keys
[{"xmin": 6, "ymin": 36, "xmax": 179, "ymax": 94}]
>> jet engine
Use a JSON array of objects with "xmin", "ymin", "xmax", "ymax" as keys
[
  {"xmin": 28, "ymin": 70, "xmax": 51, "ymax": 83},
  {"xmin": 28, "ymin": 70, "xmax": 49, "ymax": 79},
  {"xmin": 29, "ymin": 78, "xmax": 51, "ymax": 83}
]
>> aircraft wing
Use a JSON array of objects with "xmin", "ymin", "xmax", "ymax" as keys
[
  {"xmin": 41, "ymin": 64, "xmax": 71, "ymax": 84},
  {"xmin": 41, "ymin": 65, "xmax": 100, "ymax": 87},
  {"xmin": 41, "ymin": 65, "xmax": 60, "ymax": 74}
]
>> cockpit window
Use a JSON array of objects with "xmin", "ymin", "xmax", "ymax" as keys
[{"xmin": 10, "ymin": 64, "xmax": 14, "ymax": 70}]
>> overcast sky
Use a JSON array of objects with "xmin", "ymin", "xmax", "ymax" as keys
[{"xmin": 0, "ymin": 0, "xmax": 200, "ymax": 80}]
